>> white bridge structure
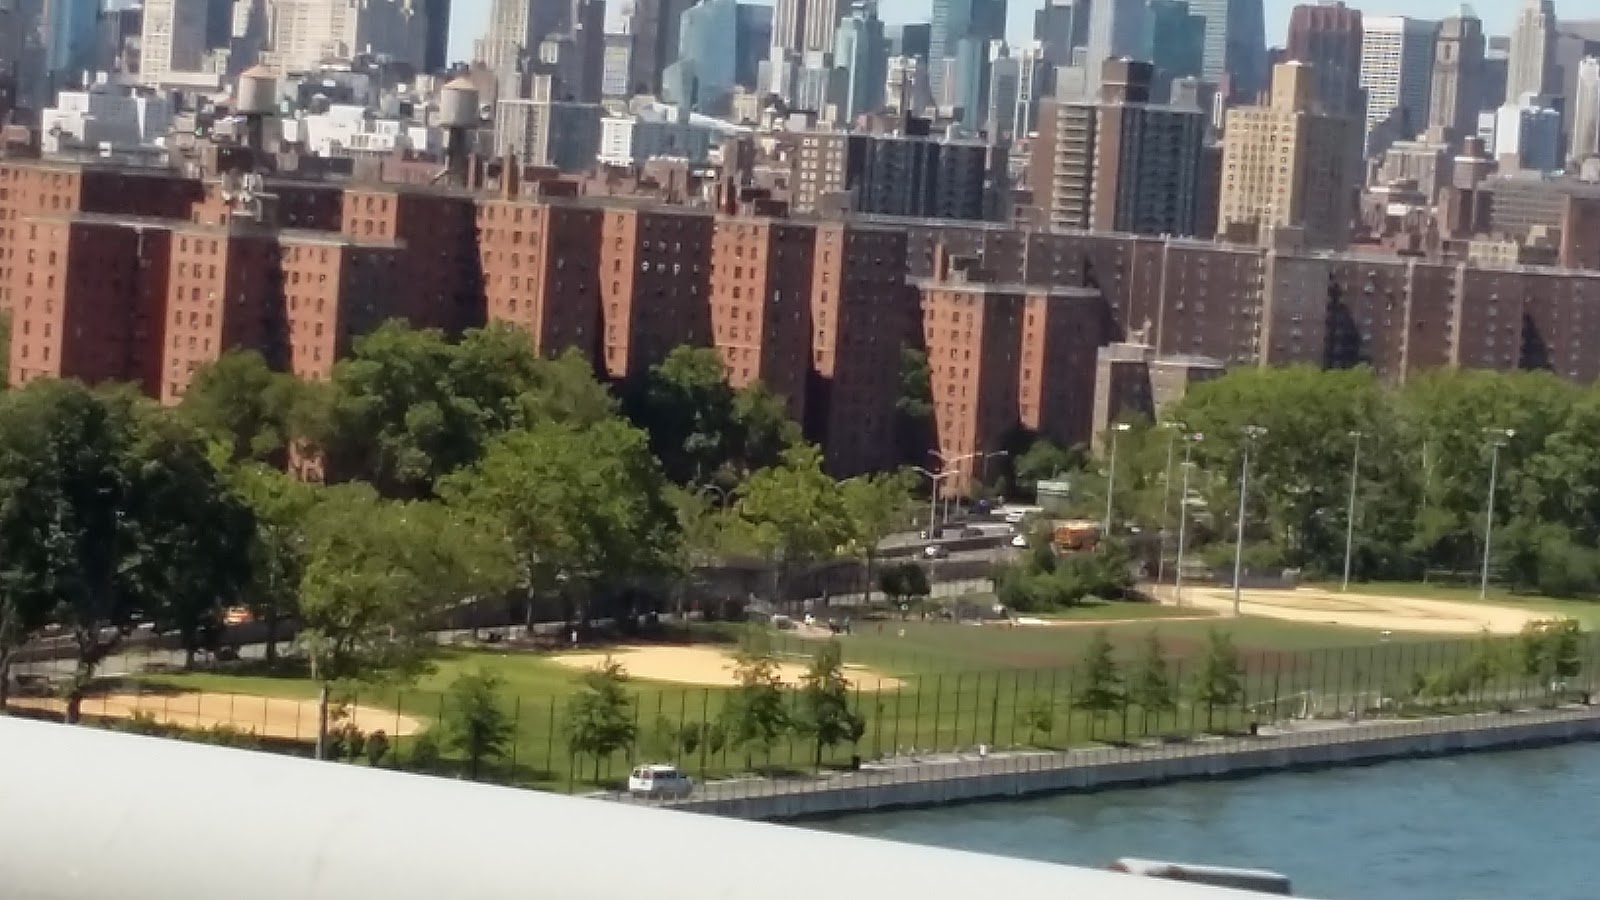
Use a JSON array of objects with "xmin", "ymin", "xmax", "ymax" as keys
[{"xmin": 0, "ymin": 717, "xmax": 1295, "ymax": 899}]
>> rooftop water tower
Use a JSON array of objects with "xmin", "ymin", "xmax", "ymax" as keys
[
  {"xmin": 236, "ymin": 65, "xmax": 277, "ymax": 162},
  {"xmin": 438, "ymin": 76, "xmax": 480, "ymax": 187}
]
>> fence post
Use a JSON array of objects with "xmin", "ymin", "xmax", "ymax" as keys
[
  {"xmin": 698, "ymin": 688, "xmax": 710, "ymax": 777},
  {"xmin": 675, "ymin": 689, "xmax": 688, "ymax": 769},
  {"xmin": 314, "ymin": 684, "xmax": 329, "ymax": 761},
  {"xmin": 508, "ymin": 697, "xmax": 522, "ymax": 779},
  {"xmin": 1008, "ymin": 670, "xmax": 1020, "ymax": 747},
  {"xmin": 988, "ymin": 674, "xmax": 1000, "ymax": 747},
  {"xmin": 891, "ymin": 682, "xmax": 903, "ymax": 756},
  {"xmin": 930, "ymin": 674, "xmax": 944, "ymax": 753},
  {"xmin": 546, "ymin": 696, "xmax": 557, "ymax": 781}
]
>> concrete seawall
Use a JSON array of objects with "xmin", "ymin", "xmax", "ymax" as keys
[{"xmin": 671, "ymin": 708, "xmax": 1600, "ymax": 821}]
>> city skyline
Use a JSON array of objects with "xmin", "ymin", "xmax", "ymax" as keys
[{"xmin": 448, "ymin": 0, "xmax": 1535, "ymax": 66}]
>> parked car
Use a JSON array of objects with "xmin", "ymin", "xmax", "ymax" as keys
[{"xmin": 628, "ymin": 764, "xmax": 694, "ymax": 799}]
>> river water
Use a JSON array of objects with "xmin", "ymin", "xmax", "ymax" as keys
[{"xmin": 815, "ymin": 743, "xmax": 1600, "ymax": 899}]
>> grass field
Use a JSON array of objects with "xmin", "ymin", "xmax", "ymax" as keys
[{"xmin": 94, "ymin": 597, "xmax": 1600, "ymax": 791}]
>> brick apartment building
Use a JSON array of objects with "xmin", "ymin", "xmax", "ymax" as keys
[{"xmin": 11, "ymin": 155, "xmax": 1600, "ymax": 485}]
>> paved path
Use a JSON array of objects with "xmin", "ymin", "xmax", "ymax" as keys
[{"xmin": 611, "ymin": 704, "xmax": 1600, "ymax": 813}]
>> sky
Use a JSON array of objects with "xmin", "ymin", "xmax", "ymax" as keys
[{"xmin": 445, "ymin": 0, "xmax": 1526, "ymax": 69}]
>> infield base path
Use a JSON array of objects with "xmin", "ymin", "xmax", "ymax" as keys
[
  {"xmin": 9, "ymin": 691, "xmax": 422, "ymax": 738},
  {"xmin": 553, "ymin": 645, "xmax": 903, "ymax": 690},
  {"xmin": 1169, "ymin": 586, "xmax": 1547, "ymax": 635}
]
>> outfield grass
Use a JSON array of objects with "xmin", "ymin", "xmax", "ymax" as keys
[
  {"xmin": 122, "ymin": 606, "xmax": 1600, "ymax": 791},
  {"xmin": 1314, "ymin": 581, "xmax": 1600, "ymax": 628}
]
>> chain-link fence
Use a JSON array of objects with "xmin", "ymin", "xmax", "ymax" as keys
[{"xmin": 9, "ymin": 629, "xmax": 1597, "ymax": 800}]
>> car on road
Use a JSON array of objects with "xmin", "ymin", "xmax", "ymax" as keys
[
  {"xmin": 923, "ymin": 544, "xmax": 950, "ymax": 559},
  {"xmin": 1010, "ymin": 534, "xmax": 1029, "ymax": 548},
  {"xmin": 628, "ymin": 764, "xmax": 693, "ymax": 799}
]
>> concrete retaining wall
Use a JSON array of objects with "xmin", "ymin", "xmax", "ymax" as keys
[{"xmin": 679, "ymin": 711, "xmax": 1600, "ymax": 821}]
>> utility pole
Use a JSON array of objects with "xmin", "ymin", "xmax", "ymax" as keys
[
  {"xmin": 1231, "ymin": 425, "xmax": 1266, "ymax": 616},
  {"xmin": 1341, "ymin": 430, "xmax": 1362, "ymax": 592}
]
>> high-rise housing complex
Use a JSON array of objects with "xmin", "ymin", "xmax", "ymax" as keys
[
  {"xmin": 1187, "ymin": 0, "xmax": 1267, "ymax": 101},
  {"xmin": 1030, "ymin": 59, "xmax": 1207, "ymax": 236},
  {"xmin": 1507, "ymin": 0, "xmax": 1558, "ymax": 100},
  {"xmin": 1218, "ymin": 60, "xmax": 1361, "ymax": 250},
  {"xmin": 1574, "ymin": 57, "xmax": 1600, "ymax": 164},
  {"xmin": 1082, "ymin": 0, "xmax": 1146, "ymax": 98},
  {"xmin": 1359, "ymin": 16, "xmax": 1438, "ymax": 156},
  {"xmin": 789, "ymin": 124, "xmax": 1003, "ymax": 220},
  {"xmin": 1147, "ymin": 0, "xmax": 1205, "ymax": 103},
  {"xmin": 1286, "ymin": 1, "xmax": 1364, "ymax": 117},
  {"xmin": 138, "ymin": 0, "xmax": 208, "ymax": 86},
  {"xmin": 1429, "ymin": 9, "xmax": 1485, "ymax": 143}
]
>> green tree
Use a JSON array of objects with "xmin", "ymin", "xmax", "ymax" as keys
[
  {"xmin": 719, "ymin": 630, "xmax": 792, "ymax": 767},
  {"xmin": 878, "ymin": 562, "xmax": 930, "ymax": 611},
  {"xmin": 128, "ymin": 411, "xmax": 257, "ymax": 669},
  {"xmin": 1073, "ymin": 629, "xmax": 1123, "ymax": 735},
  {"xmin": 736, "ymin": 444, "xmax": 857, "ymax": 602},
  {"xmin": 298, "ymin": 488, "xmax": 512, "ymax": 682},
  {"xmin": 841, "ymin": 469, "xmax": 915, "ymax": 603},
  {"xmin": 1013, "ymin": 438, "xmax": 1083, "ymax": 496},
  {"xmin": 181, "ymin": 350, "xmax": 301, "ymax": 465},
  {"xmin": 1192, "ymin": 630, "xmax": 1245, "ymax": 731},
  {"xmin": 0, "ymin": 444, "xmax": 55, "ymax": 709},
  {"xmin": 443, "ymin": 669, "xmax": 517, "ymax": 780},
  {"xmin": 230, "ymin": 465, "xmax": 320, "ymax": 665},
  {"xmin": 893, "ymin": 346, "xmax": 934, "ymax": 465},
  {"xmin": 441, "ymin": 418, "xmax": 676, "ymax": 630},
  {"xmin": 796, "ymin": 641, "xmax": 865, "ymax": 768},
  {"xmin": 564, "ymin": 659, "xmax": 638, "ymax": 782},
  {"xmin": 1129, "ymin": 630, "xmax": 1176, "ymax": 728}
]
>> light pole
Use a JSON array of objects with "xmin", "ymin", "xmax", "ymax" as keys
[
  {"xmin": 911, "ymin": 466, "xmax": 948, "ymax": 535},
  {"xmin": 1231, "ymin": 425, "xmax": 1267, "ymax": 616},
  {"xmin": 1480, "ymin": 428, "xmax": 1514, "ymax": 601},
  {"xmin": 1173, "ymin": 433, "xmax": 1201, "ymax": 604},
  {"xmin": 698, "ymin": 483, "xmax": 731, "ymax": 511},
  {"xmin": 1156, "ymin": 422, "xmax": 1184, "ymax": 588},
  {"xmin": 930, "ymin": 449, "xmax": 996, "ymax": 520},
  {"xmin": 1341, "ymin": 431, "xmax": 1362, "ymax": 592},
  {"xmin": 978, "ymin": 450, "xmax": 1009, "ymax": 494},
  {"xmin": 1104, "ymin": 422, "xmax": 1131, "ymax": 536}
]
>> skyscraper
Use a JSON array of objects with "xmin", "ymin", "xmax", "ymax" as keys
[
  {"xmin": 1218, "ymin": 60, "xmax": 1361, "ymax": 249},
  {"xmin": 1082, "ymin": 0, "xmax": 1146, "ymax": 98},
  {"xmin": 138, "ymin": 0, "xmax": 208, "ymax": 85},
  {"xmin": 422, "ymin": 0, "xmax": 451, "ymax": 70},
  {"xmin": 1573, "ymin": 57, "xmax": 1600, "ymax": 164},
  {"xmin": 1507, "ymin": 0, "xmax": 1557, "ymax": 100},
  {"xmin": 1286, "ymin": 1, "xmax": 1364, "ymax": 118},
  {"xmin": 1148, "ymin": 0, "xmax": 1205, "ymax": 103},
  {"xmin": 664, "ymin": 0, "xmax": 739, "ymax": 109},
  {"xmin": 985, "ymin": 40, "xmax": 1019, "ymax": 140},
  {"xmin": 835, "ymin": 0, "xmax": 886, "ymax": 121},
  {"xmin": 1187, "ymin": 0, "xmax": 1267, "ymax": 101},
  {"xmin": 1032, "ymin": 0, "xmax": 1084, "ymax": 69},
  {"xmin": 1428, "ymin": 9, "xmax": 1484, "ymax": 143},
  {"xmin": 626, "ymin": 0, "xmax": 696, "ymax": 95},
  {"xmin": 928, "ymin": 0, "xmax": 1005, "ymax": 105},
  {"xmin": 1359, "ymin": 16, "xmax": 1438, "ymax": 156}
]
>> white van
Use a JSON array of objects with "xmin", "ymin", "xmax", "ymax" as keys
[{"xmin": 627, "ymin": 764, "xmax": 693, "ymax": 799}]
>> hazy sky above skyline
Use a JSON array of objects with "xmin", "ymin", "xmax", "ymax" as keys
[{"xmin": 445, "ymin": 0, "xmax": 1532, "ymax": 70}]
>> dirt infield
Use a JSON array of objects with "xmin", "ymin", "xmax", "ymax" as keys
[
  {"xmin": 1172, "ymin": 586, "xmax": 1547, "ymax": 635},
  {"xmin": 552, "ymin": 645, "xmax": 904, "ymax": 690},
  {"xmin": 9, "ymin": 691, "xmax": 423, "ymax": 738}
]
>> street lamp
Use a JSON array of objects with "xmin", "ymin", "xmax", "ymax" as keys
[
  {"xmin": 1231, "ymin": 425, "xmax": 1267, "ymax": 617},
  {"xmin": 911, "ymin": 466, "xmax": 952, "ymax": 535},
  {"xmin": 1103, "ymin": 422, "xmax": 1131, "ymax": 536},
  {"xmin": 1156, "ymin": 421, "xmax": 1184, "ymax": 588},
  {"xmin": 929, "ymin": 449, "xmax": 1002, "ymax": 520},
  {"xmin": 698, "ymin": 483, "xmax": 732, "ymax": 511},
  {"xmin": 1341, "ymin": 430, "xmax": 1362, "ymax": 592},
  {"xmin": 1480, "ymin": 428, "xmax": 1514, "ymax": 600},
  {"xmin": 1173, "ymin": 432, "xmax": 1202, "ymax": 605}
]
